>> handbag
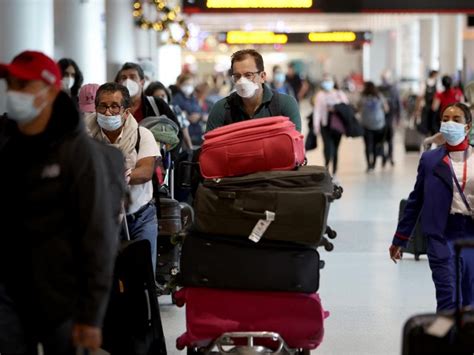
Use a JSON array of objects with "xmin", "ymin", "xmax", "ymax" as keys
[{"xmin": 305, "ymin": 112, "xmax": 317, "ymax": 150}]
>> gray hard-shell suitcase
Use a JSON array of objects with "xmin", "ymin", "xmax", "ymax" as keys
[{"xmin": 194, "ymin": 166, "xmax": 336, "ymax": 246}]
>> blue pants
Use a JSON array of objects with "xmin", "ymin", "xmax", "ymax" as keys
[
  {"xmin": 126, "ymin": 202, "xmax": 158, "ymax": 273},
  {"xmin": 427, "ymin": 214, "xmax": 474, "ymax": 311}
]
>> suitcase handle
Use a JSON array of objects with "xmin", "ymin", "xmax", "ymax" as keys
[
  {"xmin": 237, "ymin": 208, "xmax": 267, "ymax": 219},
  {"xmin": 212, "ymin": 332, "xmax": 289, "ymax": 354}
]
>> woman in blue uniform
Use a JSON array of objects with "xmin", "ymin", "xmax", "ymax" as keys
[{"xmin": 390, "ymin": 103, "xmax": 474, "ymax": 311}]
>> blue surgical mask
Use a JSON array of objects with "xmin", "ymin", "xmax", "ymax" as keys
[
  {"xmin": 6, "ymin": 87, "xmax": 48, "ymax": 124},
  {"xmin": 321, "ymin": 80, "xmax": 334, "ymax": 91},
  {"xmin": 440, "ymin": 121, "xmax": 467, "ymax": 146},
  {"xmin": 97, "ymin": 113, "xmax": 123, "ymax": 131},
  {"xmin": 274, "ymin": 72, "xmax": 286, "ymax": 84}
]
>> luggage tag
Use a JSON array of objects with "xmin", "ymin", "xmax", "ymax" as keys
[
  {"xmin": 425, "ymin": 316, "xmax": 454, "ymax": 338},
  {"xmin": 249, "ymin": 211, "xmax": 275, "ymax": 243}
]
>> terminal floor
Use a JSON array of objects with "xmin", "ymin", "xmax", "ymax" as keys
[{"xmin": 159, "ymin": 130, "xmax": 437, "ymax": 355}]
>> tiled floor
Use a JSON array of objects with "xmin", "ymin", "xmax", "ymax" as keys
[{"xmin": 159, "ymin": 128, "xmax": 437, "ymax": 354}]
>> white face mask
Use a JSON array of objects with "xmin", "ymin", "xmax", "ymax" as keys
[
  {"xmin": 426, "ymin": 78, "xmax": 436, "ymax": 87},
  {"xmin": 97, "ymin": 112, "xmax": 124, "ymax": 132},
  {"xmin": 182, "ymin": 84, "xmax": 194, "ymax": 97},
  {"xmin": 6, "ymin": 87, "xmax": 49, "ymax": 124},
  {"xmin": 235, "ymin": 77, "xmax": 259, "ymax": 99},
  {"xmin": 61, "ymin": 76, "xmax": 75, "ymax": 91},
  {"xmin": 123, "ymin": 78, "xmax": 140, "ymax": 97}
]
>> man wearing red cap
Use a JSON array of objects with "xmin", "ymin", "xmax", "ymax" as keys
[{"xmin": 0, "ymin": 51, "xmax": 124, "ymax": 354}]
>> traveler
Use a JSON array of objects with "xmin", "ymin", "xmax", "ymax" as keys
[
  {"xmin": 206, "ymin": 49, "xmax": 301, "ymax": 132},
  {"xmin": 432, "ymin": 75, "xmax": 464, "ymax": 117},
  {"xmin": 0, "ymin": 51, "xmax": 124, "ymax": 354},
  {"xmin": 271, "ymin": 65, "xmax": 295, "ymax": 97},
  {"xmin": 58, "ymin": 58, "xmax": 84, "ymax": 108},
  {"xmin": 378, "ymin": 70, "xmax": 401, "ymax": 166},
  {"xmin": 390, "ymin": 103, "xmax": 474, "ymax": 311},
  {"xmin": 145, "ymin": 81, "xmax": 193, "ymax": 150},
  {"xmin": 359, "ymin": 81, "xmax": 388, "ymax": 171},
  {"xmin": 114, "ymin": 62, "xmax": 179, "ymax": 127},
  {"xmin": 85, "ymin": 82, "xmax": 161, "ymax": 271},
  {"xmin": 417, "ymin": 70, "xmax": 439, "ymax": 135},
  {"xmin": 313, "ymin": 74, "xmax": 349, "ymax": 177},
  {"xmin": 172, "ymin": 73, "xmax": 206, "ymax": 146}
]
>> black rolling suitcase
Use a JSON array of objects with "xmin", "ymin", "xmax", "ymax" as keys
[
  {"xmin": 402, "ymin": 240, "xmax": 474, "ymax": 355},
  {"xmin": 398, "ymin": 199, "xmax": 427, "ymax": 260},
  {"xmin": 179, "ymin": 232, "xmax": 320, "ymax": 293},
  {"xmin": 194, "ymin": 166, "xmax": 336, "ymax": 246},
  {"xmin": 102, "ymin": 216, "xmax": 166, "ymax": 355}
]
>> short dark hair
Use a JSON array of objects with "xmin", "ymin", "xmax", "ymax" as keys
[
  {"xmin": 442, "ymin": 102, "xmax": 472, "ymax": 124},
  {"xmin": 95, "ymin": 82, "xmax": 131, "ymax": 109},
  {"xmin": 144, "ymin": 81, "xmax": 171, "ymax": 102},
  {"xmin": 231, "ymin": 49, "xmax": 264, "ymax": 72},
  {"xmin": 441, "ymin": 75, "xmax": 452, "ymax": 90},
  {"xmin": 428, "ymin": 70, "xmax": 439, "ymax": 78},
  {"xmin": 362, "ymin": 81, "xmax": 379, "ymax": 97},
  {"xmin": 58, "ymin": 58, "xmax": 84, "ymax": 97},
  {"xmin": 114, "ymin": 62, "xmax": 145, "ymax": 82}
]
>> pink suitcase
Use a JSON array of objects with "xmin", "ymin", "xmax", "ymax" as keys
[
  {"xmin": 200, "ymin": 116, "xmax": 305, "ymax": 179},
  {"xmin": 175, "ymin": 287, "xmax": 328, "ymax": 351}
]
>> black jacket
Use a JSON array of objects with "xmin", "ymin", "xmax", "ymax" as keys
[{"xmin": 0, "ymin": 92, "xmax": 124, "ymax": 329}]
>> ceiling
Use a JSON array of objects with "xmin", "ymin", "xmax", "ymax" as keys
[{"xmin": 185, "ymin": 13, "xmax": 435, "ymax": 33}]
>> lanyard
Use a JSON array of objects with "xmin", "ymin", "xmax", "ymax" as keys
[{"xmin": 448, "ymin": 149, "xmax": 471, "ymax": 213}]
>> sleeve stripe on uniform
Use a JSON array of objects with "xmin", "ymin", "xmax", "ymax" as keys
[{"xmin": 395, "ymin": 232, "xmax": 410, "ymax": 241}]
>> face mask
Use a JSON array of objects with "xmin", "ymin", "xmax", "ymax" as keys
[
  {"xmin": 321, "ymin": 80, "xmax": 334, "ymax": 91},
  {"xmin": 157, "ymin": 95, "xmax": 168, "ymax": 104},
  {"xmin": 274, "ymin": 73, "xmax": 286, "ymax": 84},
  {"xmin": 123, "ymin": 79, "xmax": 140, "ymax": 97},
  {"xmin": 440, "ymin": 121, "xmax": 467, "ymax": 146},
  {"xmin": 61, "ymin": 76, "xmax": 75, "ymax": 90},
  {"xmin": 235, "ymin": 77, "xmax": 259, "ymax": 99},
  {"xmin": 97, "ymin": 112, "xmax": 123, "ymax": 132},
  {"xmin": 426, "ymin": 78, "xmax": 436, "ymax": 87},
  {"xmin": 182, "ymin": 84, "xmax": 194, "ymax": 97},
  {"xmin": 6, "ymin": 87, "xmax": 49, "ymax": 124}
]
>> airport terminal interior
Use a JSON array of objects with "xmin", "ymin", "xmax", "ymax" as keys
[{"xmin": 1, "ymin": 0, "xmax": 474, "ymax": 354}]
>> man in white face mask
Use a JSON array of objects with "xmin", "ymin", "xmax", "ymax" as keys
[
  {"xmin": 206, "ymin": 49, "xmax": 301, "ymax": 132},
  {"xmin": 114, "ymin": 62, "xmax": 180, "ymax": 130},
  {"xmin": 85, "ymin": 82, "xmax": 161, "ymax": 273},
  {"xmin": 0, "ymin": 51, "xmax": 124, "ymax": 354}
]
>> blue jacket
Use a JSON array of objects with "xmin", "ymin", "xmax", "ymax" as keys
[{"xmin": 393, "ymin": 146, "xmax": 454, "ymax": 247}]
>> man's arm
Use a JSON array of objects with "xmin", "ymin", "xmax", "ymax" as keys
[
  {"xmin": 129, "ymin": 127, "xmax": 160, "ymax": 185},
  {"xmin": 205, "ymin": 99, "xmax": 226, "ymax": 133}
]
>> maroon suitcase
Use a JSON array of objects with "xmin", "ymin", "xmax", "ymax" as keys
[
  {"xmin": 174, "ymin": 287, "xmax": 328, "ymax": 351},
  {"xmin": 199, "ymin": 116, "xmax": 305, "ymax": 179}
]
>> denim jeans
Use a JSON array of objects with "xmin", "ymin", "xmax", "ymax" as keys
[
  {"xmin": 0, "ymin": 284, "xmax": 75, "ymax": 355},
  {"xmin": 125, "ymin": 202, "xmax": 158, "ymax": 273}
]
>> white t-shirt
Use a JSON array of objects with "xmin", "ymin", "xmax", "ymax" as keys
[
  {"xmin": 127, "ymin": 127, "xmax": 160, "ymax": 214},
  {"xmin": 450, "ymin": 146, "xmax": 474, "ymax": 215}
]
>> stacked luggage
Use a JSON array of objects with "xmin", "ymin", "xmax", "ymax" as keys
[{"xmin": 176, "ymin": 116, "xmax": 342, "ymax": 353}]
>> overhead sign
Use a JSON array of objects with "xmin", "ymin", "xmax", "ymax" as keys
[
  {"xmin": 223, "ymin": 31, "xmax": 371, "ymax": 44},
  {"xmin": 183, "ymin": 0, "xmax": 474, "ymax": 13},
  {"xmin": 207, "ymin": 0, "xmax": 312, "ymax": 8},
  {"xmin": 227, "ymin": 31, "xmax": 288, "ymax": 44}
]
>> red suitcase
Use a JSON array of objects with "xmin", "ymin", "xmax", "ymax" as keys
[
  {"xmin": 175, "ymin": 287, "xmax": 328, "ymax": 351},
  {"xmin": 200, "ymin": 116, "xmax": 305, "ymax": 179}
]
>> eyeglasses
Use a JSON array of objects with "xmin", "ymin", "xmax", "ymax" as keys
[
  {"xmin": 96, "ymin": 103, "xmax": 123, "ymax": 115},
  {"xmin": 231, "ymin": 71, "xmax": 261, "ymax": 83}
]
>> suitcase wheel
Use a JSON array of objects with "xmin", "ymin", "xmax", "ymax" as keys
[
  {"xmin": 326, "ymin": 226, "xmax": 337, "ymax": 239},
  {"xmin": 319, "ymin": 260, "xmax": 325, "ymax": 269},
  {"xmin": 414, "ymin": 253, "xmax": 420, "ymax": 261},
  {"xmin": 324, "ymin": 241, "xmax": 334, "ymax": 252}
]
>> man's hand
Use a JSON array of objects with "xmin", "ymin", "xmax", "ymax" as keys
[
  {"xmin": 389, "ymin": 245, "xmax": 402, "ymax": 264},
  {"xmin": 72, "ymin": 324, "xmax": 102, "ymax": 351}
]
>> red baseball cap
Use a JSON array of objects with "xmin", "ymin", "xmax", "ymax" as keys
[{"xmin": 0, "ymin": 50, "xmax": 61, "ymax": 89}]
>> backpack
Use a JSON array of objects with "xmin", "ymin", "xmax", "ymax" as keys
[
  {"xmin": 361, "ymin": 96, "xmax": 385, "ymax": 130},
  {"xmin": 223, "ymin": 90, "xmax": 281, "ymax": 125}
]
